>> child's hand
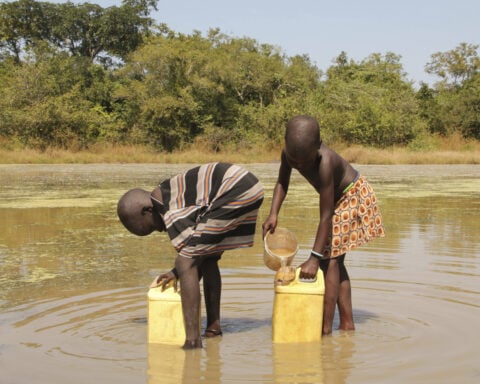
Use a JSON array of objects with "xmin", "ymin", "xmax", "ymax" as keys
[
  {"xmin": 298, "ymin": 257, "xmax": 320, "ymax": 280},
  {"xmin": 262, "ymin": 215, "xmax": 277, "ymax": 239},
  {"xmin": 149, "ymin": 270, "xmax": 178, "ymax": 291}
]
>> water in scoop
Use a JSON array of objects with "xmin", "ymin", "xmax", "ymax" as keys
[{"xmin": 270, "ymin": 248, "xmax": 294, "ymax": 256}]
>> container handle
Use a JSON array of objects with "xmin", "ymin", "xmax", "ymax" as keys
[{"xmin": 296, "ymin": 267, "xmax": 318, "ymax": 283}]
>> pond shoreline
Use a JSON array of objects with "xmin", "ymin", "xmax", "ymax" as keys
[{"xmin": 1, "ymin": 143, "xmax": 480, "ymax": 165}]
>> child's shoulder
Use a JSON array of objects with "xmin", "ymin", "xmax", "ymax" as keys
[
  {"xmin": 319, "ymin": 144, "xmax": 337, "ymax": 160},
  {"xmin": 319, "ymin": 145, "xmax": 350, "ymax": 173},
  {"xmin": 320, "ymin": 144, "xmax": 344, "ymax": 161}
]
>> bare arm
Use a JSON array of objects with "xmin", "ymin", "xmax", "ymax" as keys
[
  {"xmin": 262, "ymin": 151, "xmax": 292, "ymax": 238},
  {"xmin": 313, "ymin": 160, "xmax": 336, "ymax": 253},
  {"xmin": 299, "ymin": 157, "xmax": 336, "ymax": 279}
]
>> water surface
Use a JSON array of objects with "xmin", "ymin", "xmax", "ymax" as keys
[{"xmin": 1, "ymin": 164, "xmax": 479, "ymax": 383}]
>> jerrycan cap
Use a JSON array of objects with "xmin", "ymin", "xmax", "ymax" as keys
[{"xmin": 275, "ymin": 268, "xmax": 325, "ymax": 295}]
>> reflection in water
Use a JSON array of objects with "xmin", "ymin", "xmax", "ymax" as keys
[
  {"xmin": 273, "ymin": 342, "xmax": 324, "ymax": 383},
  {"xmin": 148, "ymin": 343, "xmax": 200, "ymax": 383},
  {"xmin": 1, "ymin": 164, "xmax": 480, "ymax": 383},
  {"xmin": 148, "ymin": 341, "xmax": 221, "ymax": 384}
]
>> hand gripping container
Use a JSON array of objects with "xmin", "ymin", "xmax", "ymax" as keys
[
  {"xmin": 264, "ymin": 227, "xmax": 299, "ymax": 271},
  {"xmin": 148, "ymin": 280, "xmax": 191, "ymax": 345},
  {"xmin": 272, "ymin": 268, "xmax": 325, "ymax": 343}
]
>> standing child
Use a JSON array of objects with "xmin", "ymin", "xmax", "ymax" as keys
[
  {"xmin": 117, "ymin": 162, "xmax": 264, "ymax": 349},
  {"xmin": 262, "ymin": 115, "xmax": 385, "ymax": 335}
]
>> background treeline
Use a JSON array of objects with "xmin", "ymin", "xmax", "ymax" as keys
[{"xmin": 1, "ymin": 0, "xmax": 479, "ymax": 152}]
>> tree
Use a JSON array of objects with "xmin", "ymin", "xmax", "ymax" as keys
[
  {"xmin": 458, "ymin": 73, "xmax": 480, "ymax": 139},
  {"xmin": 117, "ymin": 29, "xmax": 320, "ymax": 151},
  {"xmin": 51, "ymin": 0, "xmax": 157, "ymax": 63},
  {"xmin": 437, "ymin": 73, "xmax": 480, "ymax": 139},
  {"xmin": 320, "ymin": 52, "xmax": 421, "ymax": 146},
  {"xmin": 0, "ymin": 0, "xmax": 158, "ymax": 65},
  {"xmin": 0, "ymin": 0, "xmax": 46, "ymax": 63},
  {"xmin": 424, "ymin": 43, "xmax": 480, "ymax": 138},
  {"xmin": 0, "ymin": 43, "xmax": 120, "ymax": 148},
  {"xmin": 415, "ymin": 83, "xmax": 445, "ymax": 135},
  {"xmin": 425, "ymin": 42, "xmax": 480, "ymax": 87}
]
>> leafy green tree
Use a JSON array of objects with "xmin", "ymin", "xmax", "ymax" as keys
[
  {"xmin": 0, "ymin": 0, "xmax": 47, "ymax": 63},
  {"xmin": 436, "ymin": 72, "xmax": 480, "ymax": 139},
  {"xmin": 118, "ymin": 28, "xmax": 320, "ymax": 151},
  {"xmin": 425, "ymin": 42, "xmax": 480, "ymax": 87},
  {"xmin": 0, "ymin": 0, "xmax": 158, "ymax": 65},
  {"xmin": 457, "ymin": 72, "xmax": 480, "ymax": 139},
  {"xmin": 0, "ymin": 44, "xmax": 120, "ymax": 148},
  {"xmin": 4, "ymin": 4, "xmax": 479, "ymax": 152},
  {"xmin": 415, "ymin": 83, "xmax": 446, "ymax": 135},
  {"xmin": 51, "ymin": 0, "xmax": 157, "ymax": 64},
  {"xmin": 116, "ymin": 30, "xmax": 212, "ymax": 150},
  {"xmin": 424, "ymin": 43, "xmax": 480, "ymax": 138},
  {"xmin": 319, "ymin": 52, "xmax": 421, "ymax": 146},
  {"xmin": 206, "ymin": 31, "xmax": 319, "ymax": 147}
]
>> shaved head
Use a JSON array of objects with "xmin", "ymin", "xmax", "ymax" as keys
[
  {"xmin": 117, "ymin": 188, "xmax": 155, "ymax": 236},
  {"xmin": 285, "ymin": 115, "xmax": 321, "ymax": 161}
]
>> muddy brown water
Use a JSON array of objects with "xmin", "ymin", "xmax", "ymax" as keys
[{"xmin": 0, "ymin": 164, "xmax": 479, "ymax": 384}]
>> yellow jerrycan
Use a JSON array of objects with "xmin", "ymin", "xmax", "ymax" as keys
[
  {"xmin": 147, "ymin": 280, "xmax": 186, "ymax": 345},
  {"xmin": 272, "ymin": 268, "xmax": 325, "ymax": 343}
]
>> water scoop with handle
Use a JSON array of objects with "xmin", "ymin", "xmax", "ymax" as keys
[{"xmin": 263, "ymin": 227, "xmax": 299, "ymax": 285}]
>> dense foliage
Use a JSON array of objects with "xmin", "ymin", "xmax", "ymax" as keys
[{"xmin": 1, "ymin": 0, "xmax": 479, "ymax": 151}]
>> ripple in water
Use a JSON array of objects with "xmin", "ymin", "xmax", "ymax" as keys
[{"xmin": 1, "ymin": 288, "xmax": 148, "ymax": 384}]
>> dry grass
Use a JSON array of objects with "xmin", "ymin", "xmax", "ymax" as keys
[
  {"xmin": 1, "ymin": 136, "xmax": 479, "ymax": 164},
  {"xmin": 340, "ymin": 146, "xmax": 480, "ymax": 164},
  {"xmin": 0, "ymin": 143, "xmax": 282, "ymax": 164},
  {"xmin": 331, "ymin": 134, "xmax": 480, "ymax": 164}
]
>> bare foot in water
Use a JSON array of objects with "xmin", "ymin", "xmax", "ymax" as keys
[{"xmin": 182, "ymin": 339, "xmax": 202, "ymax": 349}]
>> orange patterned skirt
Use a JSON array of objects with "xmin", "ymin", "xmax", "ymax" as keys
[{"xmin": 323, "ymin": 175, "xmax": 385, "ymax": 258}]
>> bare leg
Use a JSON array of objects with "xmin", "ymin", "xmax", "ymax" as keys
[
  {"xmin": 175, "ymin": 255, "xmax": 202, "ymax": 349},
  {"xmin": 320, "ymin": 257, "xmax": 340, "ymax": 335},
  {"xmin": 200, "ymin": 253, "xmax": 223, "ymax": 337},
  {"xmin": 337, "ymin": 255, "xmax": 355, "ymax": 331}
]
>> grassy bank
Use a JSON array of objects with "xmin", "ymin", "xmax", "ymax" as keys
[{"xmin": 1, "ymin": 136, "xmax": 479, "ymax": 165}]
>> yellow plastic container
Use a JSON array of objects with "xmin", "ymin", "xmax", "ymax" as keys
[
  {"xmin": 272, "ymin": 268, "xmax": 325, "ymax": 343},
  {"xmin": 148, "ymin": 281, "xmax": 187, "ymax": 345},
  {"xmin": 264, "ymin": 227, "xmax": 299, "ymax": 271}
]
